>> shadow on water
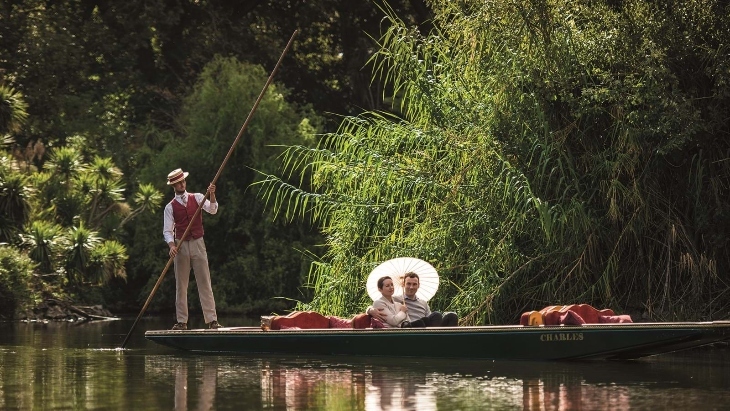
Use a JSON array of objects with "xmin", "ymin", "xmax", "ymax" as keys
[{"xmin": 0, "ymin": 317, "xmax": 728, "ymax": 410}]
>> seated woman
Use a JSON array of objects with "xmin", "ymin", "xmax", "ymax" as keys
[{"xmin": 372, "ymin": 276, "xmax": 408, "ymax": 328}]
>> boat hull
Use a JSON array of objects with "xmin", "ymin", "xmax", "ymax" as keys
[{"xmin": 145, "ymin": 321, "xmax": 730, "ymax": 360}]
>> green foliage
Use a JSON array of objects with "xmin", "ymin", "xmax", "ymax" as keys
[
  {"xmin": 19, "ymin": 220, "xmax": 64, "ymax": 274},
  {"xmin": 1, "ymin": 0, "xmax": 431, "ymax": 313},
  {"xmin": 36, "ymin": 139, "xmax": 161, "ymax": 236},
  {"xmin": 0, "ymin": 0, "xmax": 139, "ymax": 159},
  {"xmin": 62, "ymin": 223, "xmax": 127, "ymax": 287},
  {"xmin": 119, "ymin": 183, "xmax": 163, "ymax": 226},
  {"xmin": 64, "ymin": 222, "xmax": 100, "ymax": 286},
  {"xmin": 0, "ymin": 245, "xmax": 39, "ymax": 318},
  {"xmin": 1, "ymin": 0, "xmax": 430, "ymax": 171},
  {"xmin": 0, "ymin": 130, "xmax": 160, "ymax": 305},
  {"xmin": 0, "ymin": 156, "xmax": 32, "ymax": 242},
  {"xmin": 0, "ymin": 85, "xmax": 28, "ymax": 136},
  {"xmin": 89, "ymin": 240, "xmax": 128, "ymax": 285},
  {"xmin": 261, "ymin": 0, "xmax": 730, "ymax": 323}
]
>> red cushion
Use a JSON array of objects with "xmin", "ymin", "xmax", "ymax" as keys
[
  {"xmin": 370, "ymin": 318, "xmax": 385, "ymax": 328},
  {"xmin": 328, "ymin": 316, "xmax": 353, "ymax": 328},
  {"xmin": 563, "ymin": 304, "xmax": 600, "ymax": 324},
  {"xmin": 599, "ymin": 315, "xmax": 633, "ymax": 323},
  {"xmin": 525, "ymin": 304, "xmax": 633, "ymax": 325},
  {"xmin": 270, "ymin": 311, "xmax": 331, "ymax": 330},
  {"xmin": 351, "ymin": 314, "xmax": 372, "ymax": 329},
  {"xmin": 559, "ymin": 310, "xmax": 586, "ymax": 325},
  {"xmin": 520, "ymin": 311, "xmax": 534, "ymax": 326},
  {"xmin": 599, "ymin": 308, "xmax": 616, "ymax": 316},
  {"xmin": 543, "ymin": 311, "xmax": 562, "ymax": 325}
]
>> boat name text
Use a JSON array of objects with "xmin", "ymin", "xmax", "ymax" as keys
[{"xmin": 540, "ymin": 332, "xmax": 584, "ymax": 342}]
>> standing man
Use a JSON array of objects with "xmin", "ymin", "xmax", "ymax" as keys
[
  {"xmin": 367, "ymin": 272, "xmax": 458, "ymax": 327},
  {"xmin": 163, "ymin": 168, "xmax": 222, "ymax": 330}
]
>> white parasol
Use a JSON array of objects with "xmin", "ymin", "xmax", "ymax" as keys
[{"xmin": 366, "ymin": 257, "xmax": 439, "ymax": 302}]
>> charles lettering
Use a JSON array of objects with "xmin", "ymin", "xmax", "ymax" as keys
[{"xmin": 539, "ymin": 332, "xmax": 584, "ymax": 342}]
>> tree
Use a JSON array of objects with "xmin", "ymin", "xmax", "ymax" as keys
[
  {"xmin": 0, "ymin": 85, "xmax": 28, "ymax": 136},
  {"xmin": 1, "ymin": 0, "xmax": 439, "ymax": 313},
  {"xmin": 19, "ymin": 220, "xmax": 64, "ymax": 274},
  {"xmin": 0, "ymin": 0, "xmax": 431, "ymax": 167},
  {"xmin": 261, "ymin": 0, "xmax": 730, "ymax": 323},
  {"xmin": 0, "ymin": 156, "xmax": 31, "ymax": 242},
  {"xmin": 0, "ymin": 85, "xmax": 31, "ymax": 241},
  {"xmin": 0, "ymin": 134, "xmax": 162, "ymax": 306}
]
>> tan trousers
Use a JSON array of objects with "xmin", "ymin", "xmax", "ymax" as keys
[{"xmin": 174, "ymin": 237, "xmax": 217, "ymax": 323}]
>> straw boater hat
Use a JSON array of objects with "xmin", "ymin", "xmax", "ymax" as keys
[{"xmin": 166, "ymin": 168, "xmax": 189, "ymax": 185}]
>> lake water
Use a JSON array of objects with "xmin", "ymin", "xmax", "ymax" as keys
[{"xmin": 0, "ymin": 316, "xmax": 729, "ymax": 410}]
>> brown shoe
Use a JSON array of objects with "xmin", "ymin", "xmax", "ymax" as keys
[
  {"xmin": 207, "ymin": 320, "xmax": 222, "ymax": 329},
  {"xmin": 171, "ymin": 322, "xmax": 187, "ymax": 330}
]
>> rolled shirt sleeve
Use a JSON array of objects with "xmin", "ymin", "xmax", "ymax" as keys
[{"xmin": 163, "ymin": 202, "xmax": 175, "ymax": 244}]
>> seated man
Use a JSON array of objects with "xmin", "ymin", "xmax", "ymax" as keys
[{"xmin": 367, "ymin": 272, "xmax": 458, "ymax": 327}]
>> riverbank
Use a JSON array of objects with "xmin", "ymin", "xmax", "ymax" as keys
[{"xmin": 16, "ymin": 299, "xmax": 118, "ymax": 322}]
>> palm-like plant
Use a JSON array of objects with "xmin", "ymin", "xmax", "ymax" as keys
[
  {"xmin": 53, "ymin": 192, "xmax": 87, "ymax": 227},
  {"xmin": 0, "ymin": 167, "xmax": 31, "ymax": 242},
  {"xmin": 33, "ymin": 140, "xmax": 162, "ymax": 291},
  {"xmin": 89, "ymin": 240, "xmax": 127, "ymax": 285},
  {"xmin": 1, "ymin": 135, "xmax": 14, "ymax": 147},
  {"xmin": 0, "ymin": 245, "xmax": 38, "ymax": 316},
  {"xmin": 120, "ymin": 183, "xmax": 163, "ymax": 226},
  {"xmin": 46, "ymin": 146, "xmax": 83, "ymax": 188},
  {"xmin": 87, "ymin": 174, "xmax": 126, "ymax": 228},
  {"xmin": 87, "ymin": 156, "xmax": 122, "ymax": 183},
  {"xmin": 0, "ymin": 85, "xmax": 28, "ymax": 136},
  {"xmin": 64, "ymin": 222, "xmax": 100, "ymax": 287},
  {"xmin": 19, "ymin": 220, "xmax": 64, "ymax": 274}
]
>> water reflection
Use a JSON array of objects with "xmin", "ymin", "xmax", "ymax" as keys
[
  {"xmin": 260, "ymin": 362, "xmax": 365, "ymax": 409},
  {"xmin": 245, "ymin": 354, "xmax": 730, "ymax": 411},
  {"xmin": 1, "ymin": 320, "xmax": 729, "ymax": 410},
  {"xmin": 259, "ymin": 360, "xmax": 440, "ymax": 410},
  {"xmin": 521, "ymin": 373, "xmax": 630, "ymax": 410},
  {"xmin": 368, "ymin": 372, "xmax": 436, "ymax": 411},
  {"xmin": 174, "ymin": 360, "xmax": 217, "ymax": 411}
]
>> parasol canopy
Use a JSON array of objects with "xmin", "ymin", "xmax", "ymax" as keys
[{"xmin": 366, "ymin": 257, "xmax": 439, "ymax": 301}]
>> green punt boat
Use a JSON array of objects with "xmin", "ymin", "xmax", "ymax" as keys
[{"xmin": 145, "ymin": 321, "xmax": 730, "ymax": 360}]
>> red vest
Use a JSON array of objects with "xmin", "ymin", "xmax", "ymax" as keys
[{"xmin": 171, "ymin": 194, "xmax": 204, "ymax": 240}]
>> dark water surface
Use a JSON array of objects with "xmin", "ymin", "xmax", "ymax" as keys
[{"xmin": 0, "ymin": 316, "xmax": 729, "ymax": 410}]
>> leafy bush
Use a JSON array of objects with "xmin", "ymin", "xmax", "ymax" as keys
[
  {"xmin": 0, "ymin": 245, "xmax": 39, "ymax": 318},
  {"xmin": 261, "ymin": 0, "xmax": 730, "ymax": 323}
]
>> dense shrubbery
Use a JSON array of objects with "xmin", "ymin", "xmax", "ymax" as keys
[
  {"xmin": 262, "ymin": 0, "xmax": 730, "ymax": 323},
  {"xmin": 0, "ymin": 139, "xmax": 161, "ymax": 317},
  {"xmin": 0, "ymin": 245, "xmax": 39, "ymax": 318}
]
